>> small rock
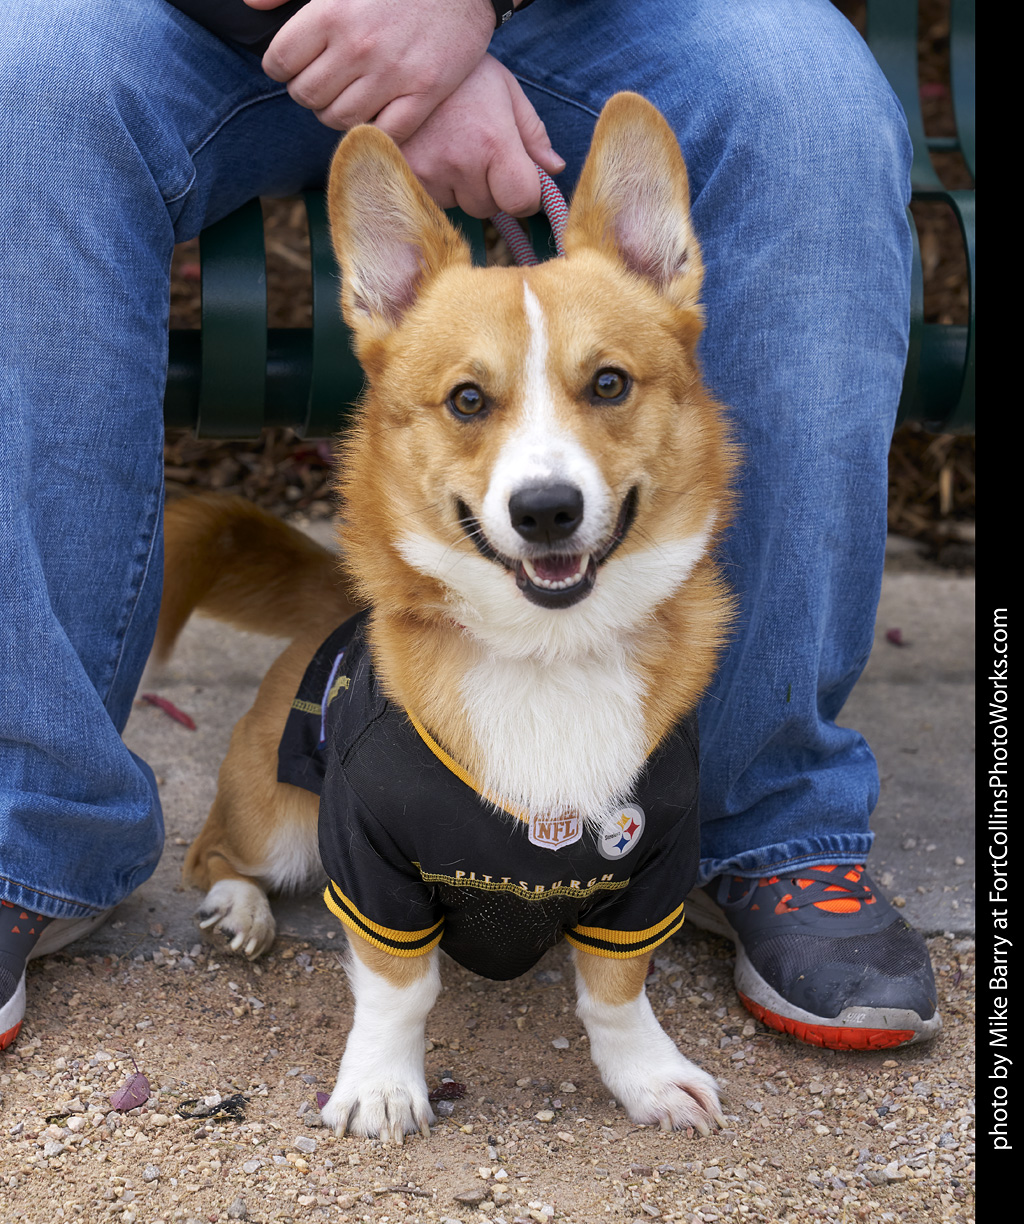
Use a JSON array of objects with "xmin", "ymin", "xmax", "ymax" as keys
[
  {"xmin": 293, "ymin": 1135, "xmax": 317, "ymax": 1154},
  {"xmin": 551, "ymin": 1037, "xmax": 570, "ymax": 1050},
  {"xmin": 242, "ymin": 1160, "xmax": 262, "ymax": 1174},
  {"xmin": 453, "ymin": 1187, "xmax": 487, "ymax": 1205},
  {"xmin": 142, "ymin": 1164, "xmax": 160, "ymax": 1182},
  {"xmin": 535, "ymin": 1110, "xmax": 555, "ymax": 1122},
  {"xmin": 226, "ymin": 1198, "xmax": 248, "ymax": 1220},
  {"xmin": 43, "ymin": 1141, "xmax": 65, "ymax": 1158}
]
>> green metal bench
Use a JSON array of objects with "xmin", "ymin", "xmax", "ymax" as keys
[{"xmin": 164, "ymin": 0, "xmax": 975, "ymax": 439}]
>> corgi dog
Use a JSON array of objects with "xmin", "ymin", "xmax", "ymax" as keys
[{"xmin": 159, "ymin": 93, "xmax": 736, "ymax": 1142}]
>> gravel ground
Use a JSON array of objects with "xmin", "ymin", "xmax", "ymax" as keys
[{"xmin": 0, "ymin": 930, "xmax": 975, "ymax": 1224}]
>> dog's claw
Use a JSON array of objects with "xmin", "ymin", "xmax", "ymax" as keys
[
  {"xmin": 660, "ymin": 1115, "xmax": 671, "ymax": 1132},
  {"xmin": 715, "ymin": 1113, "xmax": 727, "ymax": 1129},
  {"xmin": 695, "ymin": 1119, "xmax": 711, "ymax": 1137},
  {"xmin": 193, "ymin": 879, "xmax": 276, "ymax": 959}
]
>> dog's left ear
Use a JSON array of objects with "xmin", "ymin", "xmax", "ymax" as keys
[
  {"xmin": 563, "ymin": 93, "xmax": 702, "ymax": 311},
  {"xmin": 327, "ymin": 125, "xmax": 472, "ymax": 352}
]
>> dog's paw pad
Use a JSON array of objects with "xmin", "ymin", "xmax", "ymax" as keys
[{"xmin": 194, "ymin": 879, "xmax": 275, "ymax": 960}]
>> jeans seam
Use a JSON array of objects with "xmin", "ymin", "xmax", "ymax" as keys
[
  {"xmin": 510, "ymin": 73, "xmax": 601, "ymax": 121},
  {"xmin": 700, "ymin": 846, "xmax": 872, "ymax": 878},
  {"xmin": 0, "ymin": 873, "xmax": 95, "ymax": 911},
  {"xmin": 164, "ymin": 86, "xmax": 292, "ymax": 205},
  {"xmin": 102, "ymin": 480, "xmax": 163, "ymax": 715}
]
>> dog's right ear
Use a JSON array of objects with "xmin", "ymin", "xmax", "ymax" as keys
[
  {"xmin": 563, "ymin": 93, "xmax": 702, "ymax": 314},
  {"xmin": 327, "ymin": 126, "xmax": 472, "ymax": 353}
]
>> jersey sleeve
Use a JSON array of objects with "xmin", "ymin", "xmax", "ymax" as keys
[
  {"xmin": 318, "ymin": 739, "xmax": 443, "ymax": 959},
  {"xmin": 564, "ymin": 815, "xmax": 698, "ymax": 960}
]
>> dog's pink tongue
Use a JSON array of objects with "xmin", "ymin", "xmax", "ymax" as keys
[{"xmin": 533, "ymin": 555, "xmax": 582, "ymax": 583}]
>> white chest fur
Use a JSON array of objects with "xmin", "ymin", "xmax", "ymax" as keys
[{"xmin": 458, "ymin": 637, "xmax": 648, "ymax": 824}]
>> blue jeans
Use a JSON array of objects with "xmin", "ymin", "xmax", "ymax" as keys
[{"xmin": 0, "ymin": 0, "xmax": 910, "ymax": 917}]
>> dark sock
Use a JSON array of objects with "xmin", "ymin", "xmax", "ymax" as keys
[{"xmin": 0, "ymin": 903, "xmax": 51, "ymax": 1004}]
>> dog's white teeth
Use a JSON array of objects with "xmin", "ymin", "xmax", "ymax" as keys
[{"xmin": 521, "ymin": 554, "xmax": 591, "ymax": 590}]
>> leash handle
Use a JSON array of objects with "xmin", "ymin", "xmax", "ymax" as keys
[{"xmin": 489, "ymin": 167, "xmax": 568, "ymax": 266}]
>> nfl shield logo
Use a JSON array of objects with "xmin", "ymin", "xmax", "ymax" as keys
[
  {"xmin": 597, "ymin": 804, "xmax": 646, "ymax": 860},
  {"xmin": 528, "ymin": 813, "xmax": 583, "ymax": 850}
]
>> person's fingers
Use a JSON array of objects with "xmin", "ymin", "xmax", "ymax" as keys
[
  {"xmin": 373, "ymin": 92, "xmax": 444, "ymax": 149},
  {"xmin": 261, "ymin": 8, "xmax": 328, "ymax": 83},
  {"xmin": 452, "ymin": 172, "xmax": 503, "ymax": 219},
  {"xmin": 484, "ymin": 144, "xmax": 542, "ymax": 218},
  {"xmin": 310, "ymin": 74, "xmax": 401, "ymax": 131},
  {"xmin": 403, "ymin": 163, "xmax": 458, "ymax": 210},
  {"xmin": 506, "ymin": 75, "xmax": 565, "ymax": 178}
]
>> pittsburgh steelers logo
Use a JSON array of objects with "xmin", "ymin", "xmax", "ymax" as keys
[{"xmin": 597, "ymin": 804, "xmax": 645, "ymax": 860}]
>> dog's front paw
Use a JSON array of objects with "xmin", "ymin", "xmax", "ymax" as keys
[
  {"xmin": 321, "ymin": 1064, "xmax": 434, "ymax": 1144},
  {"xmin": 581, "ymin": 988, "xmax": 724, "ymax": 1135},
  {"xmin": 195, "ymin": 878, "xmax": 275, "ymax": 959},
  {"xmin": 602, "ymin": 1048, "xmax": 723, "ymax": 1134}
]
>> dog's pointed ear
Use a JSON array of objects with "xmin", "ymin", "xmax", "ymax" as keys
[
  {"xmin": 563, "ymin": 93, "xmax": 702, "ymax": 311},
  {"xmin": 327, "ymin": 126, "xmax": 472, "ymax": 348}
]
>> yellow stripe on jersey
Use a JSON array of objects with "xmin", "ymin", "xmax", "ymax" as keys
[
  {"xmin": 323, "ymin": 881, "xmax": 443, "ymax": 957},
  {"xmin": 404, "ymin": 708, "xmax": 528, "ymax": 823},
  {"xmin": 565, "ymin": 900, "xmax": 686, "ymax": 959}
]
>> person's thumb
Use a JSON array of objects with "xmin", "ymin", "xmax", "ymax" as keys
[{"xmin": 507, "ymin": 74, "xmax": 565, "ymax": 177}]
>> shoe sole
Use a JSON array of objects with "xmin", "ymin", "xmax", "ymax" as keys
[
  {"xmin": 29, "ymin": 909, "xmax": 114, "ymax": 960},
  {"xmin": 0, "ymin": 973, "xmax": 26, "ymax": 1051},
  {"xmin": 686, "ymin": 888, "xmax": 943, "ymax": 1051},
  {"xmin": 0, "ymin": 910, "xmax": 113, "ymax": 1052}
]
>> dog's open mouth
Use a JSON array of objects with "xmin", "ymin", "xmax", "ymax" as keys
[{"xmin": 457, "ymin": 487, "xmax": 638, "ymax": 609}]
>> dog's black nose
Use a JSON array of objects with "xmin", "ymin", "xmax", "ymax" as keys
[{"xmin": 509, "ymin": 483, "xmax": 584, "ymax": 543}]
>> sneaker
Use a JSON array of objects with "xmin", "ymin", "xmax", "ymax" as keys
[
  {"xmin": 0, "ymin": 908, "xmax": 113, "ymax": 1050},
  {"xmin": 686, "ymin": 866, "xmax": 941, "ymax": 1051}
]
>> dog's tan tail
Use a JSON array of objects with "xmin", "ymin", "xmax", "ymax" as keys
[{"xmin": 156, "ymin": 493, "xmax": 359, "ymax": 664}]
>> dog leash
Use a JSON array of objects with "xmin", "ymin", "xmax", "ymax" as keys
[{"xmin": 489, "ymin": 167, "xmax": 568, "ymax": 265}]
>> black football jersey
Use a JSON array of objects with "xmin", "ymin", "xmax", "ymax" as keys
[{"xmin": 278, "ymin": 612, "xmax": 701, "ymax": 980}]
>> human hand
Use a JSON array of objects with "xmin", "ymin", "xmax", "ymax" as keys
[
  {"xmin": 399, "ymin": 53, "xmax": 565, "ymax": 218},
  {"xmin": 244, "ymin": 0, "xmax": 495, "ymax": 141}
]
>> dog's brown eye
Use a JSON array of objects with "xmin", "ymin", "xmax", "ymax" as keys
[
  {"xmin": 449, "ymin": 384, "xmax": 486, "ymax": 417},
  {"xmin": 591, "ymin": 369, "xmax": 630, "ymax": 402}
]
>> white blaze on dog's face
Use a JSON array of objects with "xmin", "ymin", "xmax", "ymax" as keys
[{"xmin": 327, "ymin": 94, "xmax": 730, "ymax": 664}]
